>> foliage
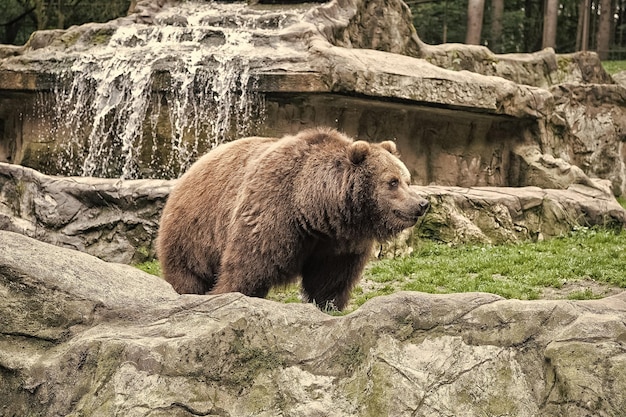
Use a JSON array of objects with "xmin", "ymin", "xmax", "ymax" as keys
[
  {"xmin": 267, "ymin": 285, "xmax": 302, "ymax": 304},
  {"xmin": 411, "ymin": 0, "xmax": 543, "ymax": 52},
  {"xmin": 134, "ymin": 259, "xmax": 161, "ymax": 277},
  {"xmin": 567, "ymin": 288, "xmax": 603, "ymax": 300},
  {"xmin": 0, "ymin": 0, "xmax": 130, "ymax": 45},
  {"xmin": 411, "ymin": 1, "xmax": 468, "ymax": 46}
]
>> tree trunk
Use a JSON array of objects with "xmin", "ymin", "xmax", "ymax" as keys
[
  {"xmin": 576, "ymin": 0, "xmax": 584, "ymax": 50},
  {"xmin": 596, "ymin": 0, "xmax": 613, "ymax": 59},
  {"xmin": 523, "ymin": 0, "xmax": 534, "ymax": 51},
  {"xmin": 465, "ymin": 0, "xmax": 485, "ymax": 45},
  {"xmin": 542, "ymin": 0, "xmax": 559, "ymax": 49},
  {"xmin": 578, "ymin": 0, "xmax": 591, "ymax": 50},
  {"xmin": 33, "ymin": 0, "xmax": 48, "ymax": 30},
  {"xmin": 490, "ymin": 0, "xmax": 504, "ymax": 52}
]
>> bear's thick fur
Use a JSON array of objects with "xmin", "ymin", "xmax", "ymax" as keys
[{"xmin": 157, "ymin": 127, "xmax": 429, "ymax": 310}]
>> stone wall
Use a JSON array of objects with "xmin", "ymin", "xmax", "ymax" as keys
[{"xmin": 260, "ymin": 93, "xmax": 532, "ymax": 187}]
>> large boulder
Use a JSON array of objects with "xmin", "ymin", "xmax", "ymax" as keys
[
  {"xmin": 413, "ymin": 184, "xmax": 626, "ymax": 246},
  {"xmin": 1, "ymin": 230, "xmax": 626, "ymax": 416}
]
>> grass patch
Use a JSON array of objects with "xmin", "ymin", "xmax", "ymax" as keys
[
  {"xmin": 566, "ymin": 288, "xmax": 603, "ymax": 300},
  {"xmin": 134, "ymin": 228, "xmax": 626, "ymax": 313},
  {"xmin": 135, "ymin": 259, "xmax": 161, "ymax": 276},
  {"xmin": 267, "ymin": 284, "xmax": 302, "ymax": 304},
  {"xmin": 602, "ymin": 60, "xmax": 626, "ymax": 74},
  {"xmin": 618, "ymin": 196, "xmax": 626, "ymax": 210}
]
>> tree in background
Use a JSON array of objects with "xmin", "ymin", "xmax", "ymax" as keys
[
  {"xmin": 0, "ymin": 0, "xmax": 131, "ymax": 45},
  {"xmin": 596, "ymin": 0, "xmax": 614, "ymax": 59},
  {"xmin": 465, "ymin": 0, "xmax": 485, "ymax": 44},
  {"xmin": 489, "ymin": 0, "xmax": 504, "ymax": 52},
  {"xmin": 543, "ymin": 0, "xmax": 559, "ymax": 49},
  {"xmin": 409, "ymin": 0, "xmax": 626, "ymax": 59}
]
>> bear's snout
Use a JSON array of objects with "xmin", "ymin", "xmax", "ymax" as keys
[
  {"xmin": 407, "ymin": 195, "xmax": 429, "ymax": 220},
  {"xmin": 415, "ymin": 198, "xmax": 430, "ymax": 217},
  {"xmin": 391, "ymin": 194, "xmax": 429, "ymax": 229}
]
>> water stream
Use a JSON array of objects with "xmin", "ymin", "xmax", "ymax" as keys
[{"xmin": 49, "ymin": 1, "xmax": 302, "ymax": 179}]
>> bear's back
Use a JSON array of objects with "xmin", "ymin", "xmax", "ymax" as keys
[{"xmin": 157, "ymin": 136, "xmax": 279, "ymax": 285}]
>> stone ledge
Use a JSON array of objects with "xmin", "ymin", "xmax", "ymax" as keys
[
  {"xmin": 1, "ymin": 230, "xmax": 625, "ymax": 416},
  {"xmin": 411, "ymin": 184, "xmax": 626, "ymax": 245}
]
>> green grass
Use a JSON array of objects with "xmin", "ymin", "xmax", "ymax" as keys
[
  {"xmin": 356, "ymin": 227, "xmax": 626, "ymax": 309},
  {"xmin": 135, "ymin": 227, "xmax": 626, "ymax": 313},
  {"xmin": 135, "ymin": 260, "xmax": 161, "ymax": 276},
  {"xmin": 602, "ymin": 60, "xmax": 626, "ymax": 74},
  {"xmin": 566, "ymin": 288, "xmax": 603, "ymax": 300}
]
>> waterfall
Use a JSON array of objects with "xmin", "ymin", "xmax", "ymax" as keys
[{"xmin": 48, "ymin": 1, "xmax": 297, "ymax": 179}]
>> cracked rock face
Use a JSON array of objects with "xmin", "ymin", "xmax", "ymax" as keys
[{"xmin": 1, "ymin": 230, "xmax": 626, "ymax": 416}]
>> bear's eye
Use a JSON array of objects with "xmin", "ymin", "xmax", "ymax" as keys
[{"xmin": 388, "ymin": 178, "xmax": 399, "ymax": 189}]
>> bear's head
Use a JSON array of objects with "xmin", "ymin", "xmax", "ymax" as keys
[{"xmin": 348, "ymin": 140, "xmax": 430, "ymax": 239}]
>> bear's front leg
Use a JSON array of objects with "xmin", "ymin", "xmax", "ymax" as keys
[{"xmin": 301, "ymin": 252, "xmax": 370, "ymax": 311}]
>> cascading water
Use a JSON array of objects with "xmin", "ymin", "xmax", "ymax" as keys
[{"xmin": 48, "ymin": 1, "xmax": 302, "ymax": 179}]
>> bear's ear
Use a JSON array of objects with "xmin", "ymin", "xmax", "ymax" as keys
[
  {"xmin": 379, "ymin": 140, "xmax": 400, "ymax": 156},
  {"xmin": 348, "ymin": 141, "xmax": 371, "ymax": 165}
]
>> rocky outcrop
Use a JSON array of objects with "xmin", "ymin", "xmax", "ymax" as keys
[
  {"xmin": 547, "ymin": 83, "xmax": 626, "ymax": 196},
  {"xmin": 1, "ymin": 230, "xmax": 626, "ymax": 417},
  {"xmin": 417, "ymin": 44, "xmax": 613, "ymax": 87},
  {"xmin": 413, "ymin": 184, "xmax": 626, "ymax": 246},
  {"xmin": 2, "ymin": 162, "xmax": 624, "ymax": 263}
]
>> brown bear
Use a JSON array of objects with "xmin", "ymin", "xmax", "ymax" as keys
[{"xmin": 157, "ymin": 127, "xmax": 429, "ymax": 310}]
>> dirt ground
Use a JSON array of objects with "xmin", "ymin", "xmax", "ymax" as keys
[{"xmin": 540, "ymin": 278, "xmax": 624, "ymax": 300}]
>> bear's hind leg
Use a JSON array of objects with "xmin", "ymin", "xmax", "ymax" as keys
[
  {"xmin": 163, "ymin": 264, "xmax": 215, "ymax": 294},
  {"xmin": 209, "ymin": 272, "xmax": 271, "ymax": 298}
]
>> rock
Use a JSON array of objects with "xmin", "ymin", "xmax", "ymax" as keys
[
  {"xmin": 418, "ymin": 45, "xmax": 613, "ymax": 87},
  {"xmin": 613, "ymin": 70, "xmax": 626, "ymax": 87},
  {"xmin": 1, "ymin": 230, "xmax": 626, "ymax": 416},
  {"xmin": 547, "ymin": 83, "xmax": 626, "ymax": 196},
  {"xmin": 511, "ymin": 142, "xmax": 615, "ymax": 194},
  {"xmin": 311, "ymin": 0, "xmax": 421, "ymax": 56},
  {"xmin": 0, "ymin": 44, "xmax": 23, "ymax": 60},
  {"xmin": 2, "ymin": 163, "xmax": 625, "ymax": 263},
  {"xmin": 309, "ymin": 40, "xmax": 553, "ymax": 119},
  {"xmin": 0, "ymin": 162, "xmax": 171, "ymax": 263},
  {"xmin": 414, "ymin": 185, "xmax": 626, "ymax": 244}
]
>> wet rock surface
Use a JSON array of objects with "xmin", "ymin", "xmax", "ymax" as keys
[{"xmin": 1, "ymin": 230, "xmax": 626, "ymax": 417}]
